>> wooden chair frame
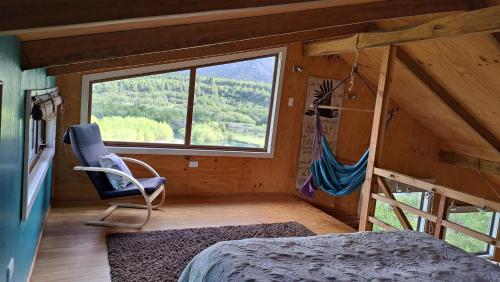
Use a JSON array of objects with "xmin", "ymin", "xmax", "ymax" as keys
[{"xmin": 74, "ymin": 157, "xmax": 166, "ymax": 229}]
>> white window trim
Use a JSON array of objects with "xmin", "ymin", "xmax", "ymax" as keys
[
  {"xmin": 81, "ymin": 47, "xmax": 287, "ymax": 158},
  {"xmin": 23, "ymin": 148, "xmax": 55, "ymax": 219},
  {"xmin": 22, "ymin": 88, "xmax": 58, "ymax": 220}
]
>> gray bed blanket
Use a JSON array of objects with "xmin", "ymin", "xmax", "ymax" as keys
[{"xmin": 179, "ymin": 230, "xmax": 500, "ymax": 281}]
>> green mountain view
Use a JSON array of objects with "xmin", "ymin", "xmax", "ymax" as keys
[{"xmin": 91, "ymin": 56, "xmax": 275, "ymax": 148}]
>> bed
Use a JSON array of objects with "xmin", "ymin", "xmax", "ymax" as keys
[{"xmin": 179, "ymin": 230, "xmax": 500, "ymax": 281}]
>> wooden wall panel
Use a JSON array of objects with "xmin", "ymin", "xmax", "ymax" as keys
[
  {"xmin": 403, "ymin": 36, "xmax": 500, "ymax": 143},
  {"xmin": 283, "ymin": 53, "xmax": 375, "ymax": 216},
  {"xmin": 372, "ymin": 19, "xmax": 500, "ymax": 161},
  {"xmin": 342, "ymin": 47, "xmax": 499, "ymax": 162},
  {"xmin": 53, "ymin": 43, "xmax": 373, "ymax": 217},
  {"xmin": 340, "ymin": 44, "xmax": 500, "ymax": 205},
  {"xmin": 54, "ymin": 39, "xmax": 500, "ymax": 218}
]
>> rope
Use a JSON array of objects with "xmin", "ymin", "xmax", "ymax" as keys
[
  {"xmin": 355, "ymin": 72, "xmax": 377, "ymax": 96},
  {"xmin": 349, "ymin": 33, "xmax": 360, "ymax": 92}
]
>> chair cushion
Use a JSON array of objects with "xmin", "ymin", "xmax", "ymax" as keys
[
  {"xmin": 100, "ymin": 177, "xmax": 166, "ymax": 199},
  {"xmin": 63, "ymin": 123, "xmax": 114, "ymax": 195},
  {"xmin": 98, "ymin": 153, "xmax": 134, "ymax": 190}
]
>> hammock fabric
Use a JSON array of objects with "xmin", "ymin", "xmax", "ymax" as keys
[{"xmin": 300, "ymin": 88, "xmax": 369, "ymax": 198}]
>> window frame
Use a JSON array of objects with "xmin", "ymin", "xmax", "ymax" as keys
[
  {"xmin": 81, "ymin": 48, "xmax": 286, "ymax": 158},
  {"xmin": 28, "ymin": 117, "xmax": 47, "ymax": 171},
  {"xmin": 22, "ymin": 87, "xmax": 59, "ymax": 221},
  {"xmin": 374, "ymin": 190, "xmax": 430, "ymax": 232},
  {"xmin": 443, "ymin": 206, "xmax": 498, "ymax": 256}
]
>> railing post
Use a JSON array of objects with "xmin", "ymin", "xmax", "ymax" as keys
[
  {"xmin": 359, "ymin": 45, "xmax": 398, "ymax": 231},
  {"xmin": 434, "ymin": 195, "xmax": 448, "ymax": 239}
]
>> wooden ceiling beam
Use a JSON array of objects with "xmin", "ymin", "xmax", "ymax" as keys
[
  {"xmin": 469, "ymin": 0, "xmax": 500, "ymax": 48},
  {"xmin": 21, "ymin": 0, "xmax": 470, "ymax": 69},
  {"xmin": 304, "ymin": 5, "xmax": 500, "ymax": 56},
  {"xmin": 439, "ymin": 150, "xmax": 500, "ymax": 176},
  {"xmin": 0, "ymin": 0, "xmax": 318, "ymax": 33},
  {"xmin": 396, "ymin": 48, "xmax": 500, "ymax": 152},
  {"xmin": 47, "ymin": 23, "xmax": 376, "ymax": 76}
]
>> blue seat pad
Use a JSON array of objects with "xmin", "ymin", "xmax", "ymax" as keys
[{"xmin": 100, "ymin": 177, "xmax": 166, "ymax": 199}]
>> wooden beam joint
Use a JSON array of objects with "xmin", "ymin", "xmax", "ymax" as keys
[
  {"xmin": 439, "ymin": 150, "xmax": 500, "ymax": 176},
  {"xmin": 304, "ymin": 5, "xmax": 500, "ymax": 56},
  {"xmin": 22, "ymin": 0, "xmax": 471, "ymax": 69}
]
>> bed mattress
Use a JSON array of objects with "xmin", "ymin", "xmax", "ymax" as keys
[{"xmin": 179, "ymin": 230, "xmax": 500, "ymax": 281}]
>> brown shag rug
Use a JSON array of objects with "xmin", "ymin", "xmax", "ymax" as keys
[{"xmin": 106, "ymin": 222, "xmax": 315, "ymax": 282}]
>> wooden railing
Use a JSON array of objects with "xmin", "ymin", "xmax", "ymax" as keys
[{"xmin": 367, "ymin": 168, "xmax": 500, "ymax": 249}]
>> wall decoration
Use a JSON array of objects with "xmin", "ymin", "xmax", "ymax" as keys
[{"xmin": 296, "ymin": 76, "xmax": 344, "ymax": 189}]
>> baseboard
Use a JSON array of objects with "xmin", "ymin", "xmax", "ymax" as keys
[{"xmin": 26, "ymin": 204, "xmax": 51, "ymax": 282}]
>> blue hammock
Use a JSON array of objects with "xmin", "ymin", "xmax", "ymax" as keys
[
  {"xmin": 300, "ymin": 81, "xmax": 369, "ymax": 198},
  {"xmin": 300, "ymin": 136, "xmax": 369, "ymax": 198}
]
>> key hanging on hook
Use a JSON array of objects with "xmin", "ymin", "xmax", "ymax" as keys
[{"xmin": 348, "ymin": 33, "xmax": 360, "ymax": 93}]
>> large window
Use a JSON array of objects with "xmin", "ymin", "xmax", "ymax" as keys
[
  {"xmin": 373, "ymin": 190, "xmax": 431, "ymax": 232},
  {"xmin": 373, "ymin": 182, "xmax": 499, "ymax": 256},
  {"xmin": 444, "ymin": 206, "xmax": 498, "ymax": 255},
  {"xmin": 28, "ymin": 117, "xmax": 46, "ymax": 169},
  {"xmin": 23, "ymin": 87, "xmax": 60, "ymax": 220},
  {"xmin": 85, "ymin": 50, "xmax": 284, "ymax": 156},
  {"xmin": 91, "ymin": 70, "xmax": 190, "ymax": 145}
]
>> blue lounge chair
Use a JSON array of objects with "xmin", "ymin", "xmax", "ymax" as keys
[{"xmin": 63, "ymin": 123, "xmax": 166, "ymax": 228}]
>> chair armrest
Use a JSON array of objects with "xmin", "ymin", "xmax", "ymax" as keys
[
  {"xmin": 120, "ymin": 157, "xmax": 160, "ymax": 177},
  {"xmin": 73, "ymin": 166, "xmax": 147, "ymax": 197}
]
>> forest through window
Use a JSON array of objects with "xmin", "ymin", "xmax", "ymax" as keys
[{"xmin": 90, "ymin": 55, "xmax": 278, "ymax": 151}]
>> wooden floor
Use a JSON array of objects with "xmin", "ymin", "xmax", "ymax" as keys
[{"xmin": 30, "ymin": 195, "xmax": 354, "ymax": 282}]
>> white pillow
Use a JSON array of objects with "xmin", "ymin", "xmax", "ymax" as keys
[{"xmin": 98, "ymin": 153, "xmax": 133, "ymax": 190}]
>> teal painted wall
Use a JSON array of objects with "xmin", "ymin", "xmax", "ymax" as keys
[{"xmin": 0, "ymin": 36, "xmax": 55, "ymax": 282}]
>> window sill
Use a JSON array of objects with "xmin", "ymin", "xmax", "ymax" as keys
[
  {"xmin": 24, "ymin": 148, "xmax": 54, "ymax": 220},
  {"xmin": 108, "ymin": 146, "xmax": 275, "ymax": 158}
]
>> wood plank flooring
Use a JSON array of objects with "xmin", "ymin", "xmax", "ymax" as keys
[{"xmin": 30, "ymin": 195, "xmax": 354, "ymax": 282}]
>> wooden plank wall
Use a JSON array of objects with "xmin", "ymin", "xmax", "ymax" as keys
[
  {"xmin": 306, "ymin": 43, "xmax": 500, "ymax": 217},
  {"xmin": 53, "ymin": 43, "xmax": 372, "ymax": 217},
  {"xmin": 53, "ymin": 42, "xmax": 500, "ymax": 219},
  {"xmin": 338, "ymin": 38, "xmax": 500, "ymax": 205}
]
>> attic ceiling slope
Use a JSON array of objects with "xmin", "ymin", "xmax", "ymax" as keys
[
  {"xmin": 13, "ymin": 0, "xmax": 379, "ymax": 41},
  {"xmin": 46, "ymin": 23, "xmax": 376, "ymax": 76},
  {"xmin": 21, "ymin": 0, "xmax": 470, "ymax": 69},
  {"xmin": 0, "ymin": 0, "xmax": 319, "ymax": 33},
  {"xmin": 339, "ymin": 33, "xmax": 500, "ymax": 162}
]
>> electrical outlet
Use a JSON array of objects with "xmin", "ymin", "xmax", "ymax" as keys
[
  {"xmin": 7, "ymin": 258, "xmax": 14, "ymax": 282},
  {"xmin": 189, "ymin": 161, "xmax": 199, "ymax": 168},
  {"xmin": 288, "ymin": 98, "xmax": 294, "ymax": 107}
]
